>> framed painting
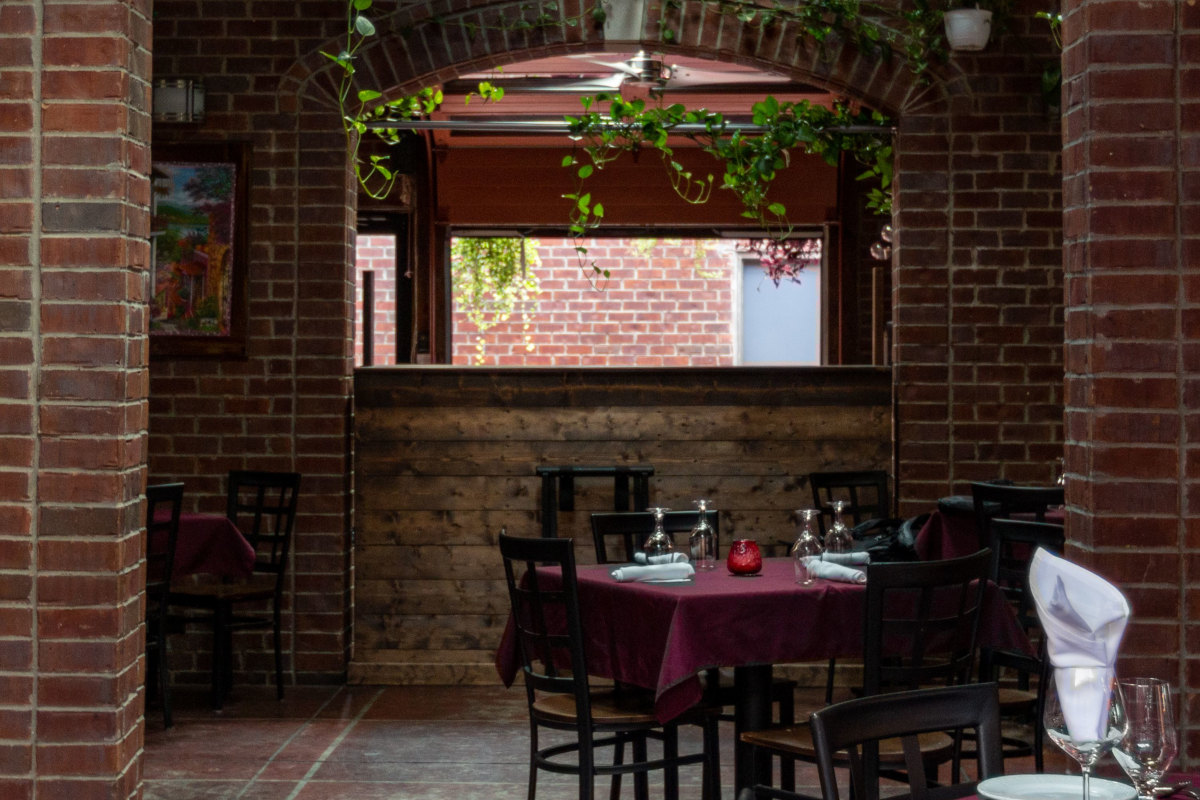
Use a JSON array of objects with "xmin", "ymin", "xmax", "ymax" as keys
[{"xmin": 149, "ymin": 141, "xmax": 249, "ymax": 357}]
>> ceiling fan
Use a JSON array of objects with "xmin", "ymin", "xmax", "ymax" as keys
[{"xmin": 446, "ymin": 51, "xmax": 794, "ymax": 96}]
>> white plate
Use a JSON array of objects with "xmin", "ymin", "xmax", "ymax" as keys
[{"xmin": 978, "ymin": 774, "xmax": 1135, "ymax": 800}]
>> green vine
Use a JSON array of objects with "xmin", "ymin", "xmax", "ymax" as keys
[
  {"xmin": 450, "ymin": 237, "xmax": 542, "ymax": 363},
  {"xmin": 561, "ymin": 92, "xmax": 892, "ymax": 277}
]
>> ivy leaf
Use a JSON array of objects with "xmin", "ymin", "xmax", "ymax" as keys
[
  {"xmin": 592, "ymin": 203, "xmax": 604, "ymax": 218},
  {"xmin": 353, "ymin": 0, "xmax": 371, "ymax": 9},
  {"xmin": 577, "ymin": 164, "xmax": 594, "ymax": 179},
  {"xmin": 354, "ymin": 15, "xmax": 376, "ymax": 36},
  {"xmin": 357, "ymin": 89, "xmax": 381, "ymax": 102},
  {"xmin": 767, "ymin": 202, "xmax": 787, "ymax": 216},
  {"xmin": 561, "ymin": 155, "xmax": 575, "ymax": 167}
]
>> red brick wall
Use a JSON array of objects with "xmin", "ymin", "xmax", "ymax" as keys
[
  {"xmin": 892, "ymin": 3, "xmax": 1066, "ymax": 511},
  {"xmin": 1061, "ymin": 0, "xmax": 1196, "ymax": 751},
  {"xmin": 149, "ymin": 2, "xmax": 352, "ymax": 695},
  {"xmin": 2, "ymin": 1, "xmax": 152, "ymax": 797},
  {"xmin": 355, "ymin": 236, "xmax": 398, "ymax": 366},
  {"xmin": 449, "ymin": 237, "xmax": 738, "ymax": 366}
]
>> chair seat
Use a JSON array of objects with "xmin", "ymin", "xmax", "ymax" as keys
[
  {"xmin": 534, "ymin": 689, "xmax": 662, "ymax": 726},
  {"xmin": 996, "ymin": 686, "xmax": 1037, "ymax": 713},
  {"xmin": 740, "ymin": 722, "xmax": 956, "ymax": 764},
  {"xmin": 171, "ymin": 573, "xmax": 276, "ymax": 603}
]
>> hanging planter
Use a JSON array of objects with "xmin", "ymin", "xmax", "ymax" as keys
[{"xmin": 944, "ymin": 7, "xmax": 993, "ymax": 52}]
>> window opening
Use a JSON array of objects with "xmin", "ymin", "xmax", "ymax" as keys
[
  {"xmin": 355, "ymin": 213, "xmax": 411, "ymax": 366},
  {"xmin": 441, "ymin": 233, "xmax": 823, "ymax": 367}
]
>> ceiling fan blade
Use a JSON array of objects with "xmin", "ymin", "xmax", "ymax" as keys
[{"xmin": 666, "ymin": 65, "xmax": 792, "ymax": 88}]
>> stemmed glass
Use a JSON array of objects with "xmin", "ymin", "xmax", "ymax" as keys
[
  {"xmin": 824, "ymin": 499, "xmax": 853, "ymax": 554},
  {"xmin": 1043, "ymin": 668, "xmax": 1128, "ymax": 800},
  {"xmin": 1113, "ymin": 678, "xmax": 1177, "ymax": 800},
  {"xmin": 643, "ymin": 507, "xmax": 674, "ymax": 557}
]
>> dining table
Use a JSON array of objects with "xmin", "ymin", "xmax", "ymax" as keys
[
  {"xmin": 494, "ymin": 556, "xmax": 1032, "ymax": 795},
  {"xmin": 914, "ymin": 496, "xmax": 1066, "ymax": 561},
  {"xmin": 155, "ymin": 510, "xmax": 256, "ymax": 580}
]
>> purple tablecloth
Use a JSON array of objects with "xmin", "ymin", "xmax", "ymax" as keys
[
  {"xmin": 495, "ymin": 557, "xmax": 1030, "ymax": 722},
  {"xmin": 914, "ymin": 506, "xmax": 1066, "ymax": 561},
  {"xmin": 155, "ymin": 511, "xmax": 256, "ymax": 579}
]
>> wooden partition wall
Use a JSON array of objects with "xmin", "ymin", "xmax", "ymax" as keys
[{"xmin": 350, "ymin": 366, "xmax": 892, "ymax": 684}]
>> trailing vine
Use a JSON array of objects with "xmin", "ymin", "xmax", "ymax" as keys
[
  {"xmin": 323, "ymin": 0, "xmax": 1028, "ymax": 285},
  {"xmin": 450, "ymin": 237, "xmax": 542, "ymax": 364},
  {"xmin": 561, "ymin": 92, "xmax": 892, "ymax": 278}
]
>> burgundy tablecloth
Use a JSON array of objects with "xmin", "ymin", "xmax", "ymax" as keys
[
  {"xmin": 914, "ymin": 503, "xmax": 1066, "ymax": 561},
  {"xmin": 155, "ymin": 511, "xmax": 256, "ymax": 579},
  {"xmin": 495, "ymin": 557, "xmax": 1030, "ymax": 723}
]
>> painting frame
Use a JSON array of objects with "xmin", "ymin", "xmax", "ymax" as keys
[{"xmin": 149, "ymin": 141, "xmax": 249, "ymax": 358}]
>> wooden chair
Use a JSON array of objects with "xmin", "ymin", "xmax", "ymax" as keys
[
  {"xmin": 808, "ymin": 470, "xmax": 891, "ymax": 537},
  {"xmin": 809, "ymin": 683, "xmax": 1004, "ymax": 800},
  {"xmin": 145, "ymin": 481, "xmax": 184, "ymax": 728},
  {"xmin": 969, "ymin": 482, "xmax": 1063, "ymax": 552},
  {"xmin": 499, "ymin": 531, "xmax": 720, "ymax": 800},
  {"xmin": 977, "ymin": 518, "xmax": 1065, "ymax": 771},
  {"xmin": 170, "ymin": 470, "xmax": 300, "ymax": 709},
  {"xmin": 739, "ymin": 549, "xmax": 993, "ymax": 799},
  {"xmin": 808, "ymin": 469, "xmax": 891, "ymax": 704}
]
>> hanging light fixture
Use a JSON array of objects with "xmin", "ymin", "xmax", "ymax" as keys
[{"xmin": 152, "ymin": 78, "xmax": 205, "ymax": 123}]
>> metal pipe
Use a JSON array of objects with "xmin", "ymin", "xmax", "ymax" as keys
[{"xmin": 362, "ymin": 118, "xmax": 893, "ymax": 135}]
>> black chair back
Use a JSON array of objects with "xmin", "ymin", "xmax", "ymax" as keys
[
  {"xmin": 145, "ymin": 481, "xmax": 184, "ymax": 728},
  {"xmin": 227, "ymin": 470, "xmax": 301, "ymax": 585},
  {"xmin": 590, "ymin": 510, "xmax": 718, "ymax": 563},
  {"xmin": 810, "ymin": 683, "xmax": 1004, "ymax": 800},
  {"xmin": 146, "ymin": 482, "xmax": 184, "ymax": 613},
  {"xmin": 863, "ymin": 549, "xmax": 991, "ymax": 695},
  {"xmin": 970, "ymin": 481, "xmax": 1063, "ymax": 551},
  {"xmin": 809, "ymin": 470, "xmax": 890, "ymax": 535},
  {"xmin": 499, "ymin": 532, "xmax": 593, "ymax": 718}
]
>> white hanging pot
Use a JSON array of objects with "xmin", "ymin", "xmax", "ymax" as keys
[{"xmin": 944, "ymin": 7, "xmax": 993, "ymax": 52}]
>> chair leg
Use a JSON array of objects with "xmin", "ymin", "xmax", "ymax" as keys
[
  {"xmin": 633, "ymin": 733, "xmax": 649, "ymax": 800},
  {"xmin": 777, "ymin": 687, "xmax": 794, "ymax": 793},
  {"xmin": 527, "ymin": 721, "xmax": 539, "ymax": 800},
  {"xmin": 610, "ymin": 735, "xmax": 625, "ymax": 800},
  {"xmin": 158, "ymin": 625, "xmax": 173, "ymax": 729},
  {"xmin": 663, "ymin": 725, "xmax": 680, "ymax": 800},
  {"xmin": 212, "ymin": 603, "xmax": 231, "ymax": 711},
  {"xmin": 272, "ymin": 598, "xmax": 284, "ymax": 700},
  {"xmin": 703, "ymin": 716, "xmax": 722, "ymax": 800}
]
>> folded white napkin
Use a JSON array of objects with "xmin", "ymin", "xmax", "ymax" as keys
[
  {"xmin": 820, "ymin": 551, "xmax": 869, "ymax": 566},
  {"xmin": 802, "ymin": 557, "xmax": 866, "ymax": 584},
  {"xmin": 611, "ymin": 562, "xmax": 695, "ymax": 582},
  {"xmin": 633, "ymin": 551, "xmax": 690, "ymax": 565},
  {"xmin": 1030, "ymin": 547, "xmax": 1130, "ymax": 741}
]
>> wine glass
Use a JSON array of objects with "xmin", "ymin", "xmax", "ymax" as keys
[
  {"xmin": 824, "ymin": 499, "xmax": 853, "ymax": 553},
  {"xmin": 1043, "ymin": 667, "xmax": 1127, "ymax": 800},
  {"xmin": 1114, "ymin": 678, "xmax": 1177, "ymax": 800},
  {"xmin": 643, "ymin": 507, "xmax": 674, "ymax": 557},
  {"xmin": 791, "ymin": 508, "xmax": 822, "ymax": 585}
]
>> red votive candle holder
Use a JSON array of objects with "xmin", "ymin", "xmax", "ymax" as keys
[{"xmin": 727, "ymin": 539, "xmax": 762, "ymax": 575}]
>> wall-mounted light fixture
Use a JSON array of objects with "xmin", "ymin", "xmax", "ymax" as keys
[
  {"xmin": 869, "ymin": 223, "xmax": 893, "ymax": 261},
  {"xmin": 152, "ymin": 78, "xmax": 205, "ymax": 123}
]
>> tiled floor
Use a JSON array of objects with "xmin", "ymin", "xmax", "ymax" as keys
[{"xmin": 143, "ymin": 685, "xmax": 1066, "ymax": 800}]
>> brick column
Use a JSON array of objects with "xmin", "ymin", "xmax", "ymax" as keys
[
  {"xmin": 0, "ymin": 1, "xmax": 151, "ymax": 797},
  {"xmin": 1061, "ymin": 0, "xmax": 1196, "ymax": 759}
]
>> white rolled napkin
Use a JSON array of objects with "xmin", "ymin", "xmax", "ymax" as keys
[
  {"xmin": 611, "ymin": 562, "xmax": 695, "ymax": 583},
  {"xmin": 820, "ymin": 551, "xmax": 870, "ymax": 566},
  {"xmin": 802, "ymin": 556, "xmax": 866, "ymax": 584},
  {"xmin": 633, "ymin": 551, "xmax": 690, "ymax": 565},
  {"xmin": 1030, "ymin": 547, "xmax": 1130, "ymax": 741}
]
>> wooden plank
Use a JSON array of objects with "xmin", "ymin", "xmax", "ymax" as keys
[
  {"xmin": 355, "ymin": 366, "xmax": 891, "ymax": 408},
  {"xmin": 354, "ymin": 579, "xmax": 509, "ymax": 615},
  {"xmin": 355, "ymin": 437, "xmax": 891, "ymax": 477},
  {"xmin": 357, "ymin": 404, "xmax": 889, "ymax": 443}
]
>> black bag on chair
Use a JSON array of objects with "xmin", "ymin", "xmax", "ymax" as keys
[{"xmin": 849, "ymin": 513, "xmax": 927, "ymax": 562}]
